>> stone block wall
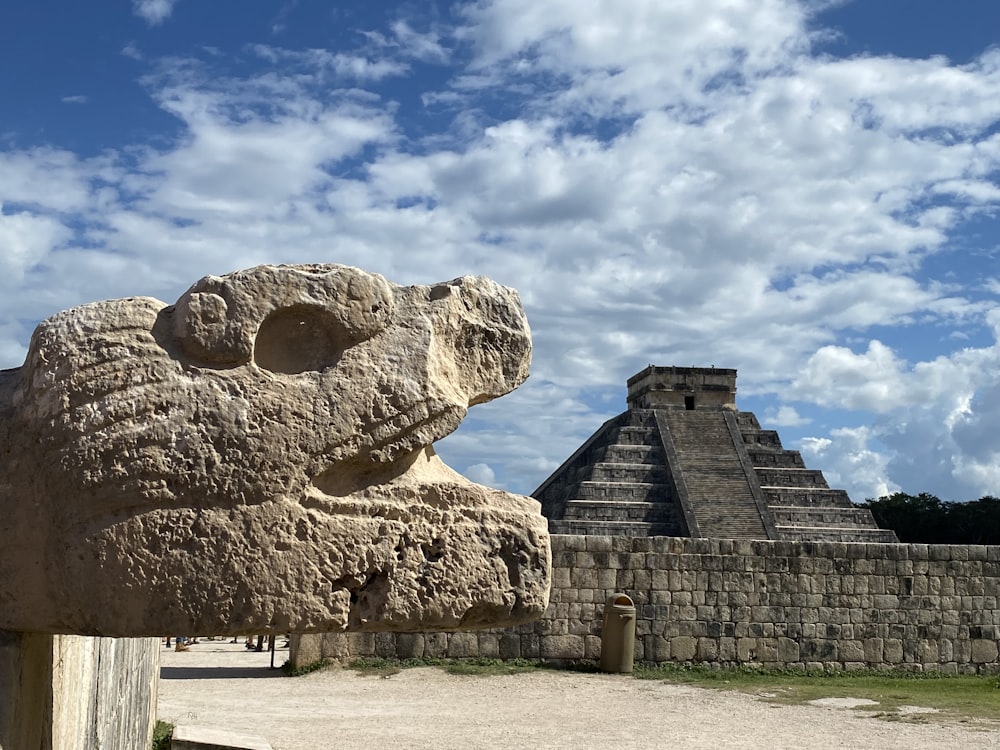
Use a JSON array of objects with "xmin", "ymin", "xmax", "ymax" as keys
[{"xmin": 291, "ymin": 536, "xmax": 1000, "ymax": 674}]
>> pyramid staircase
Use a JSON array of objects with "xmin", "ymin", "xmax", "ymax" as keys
[{"xmin": 658, "ymin": 410, "xmax": 771, "ymax": 539}]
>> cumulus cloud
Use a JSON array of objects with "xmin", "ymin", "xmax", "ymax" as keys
[
  {"xmin": 462, "ymin": 463, "xmax": 497, "ymax": 487},
  {"xmin": 0, "ymin": 208, "xmax": 70, "ymax": 282},
  {"xmin": 791, "ymin": 340, "xmax": 906, "ymax": 412},
  {"xmin": 391, "ymin": 21, "xmax": 449, "ymax": 63},
  {"xmin": 132, "ymin": 0, "xmax": 179, "ymax": 26},
  {"xmin": 121, "ymin": 43, "xmax": 143, "ymax": 61},
  {"xmin": 250, "ymin": 45, "xmax": 409, "ymax": 82},
  {"xmin": 798, "ymin": 427, "xmax": 899, "ymax": 501},
  {"xmin": 766, "ymin": 406, "xmax": 812, "ymax": 427}
]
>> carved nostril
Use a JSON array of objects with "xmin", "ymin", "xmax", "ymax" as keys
[{"xmin": 254, "ymin": 305, "xmax": 348, "ymax": 375}]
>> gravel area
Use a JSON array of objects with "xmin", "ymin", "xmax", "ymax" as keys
[{"xmin": 157, "ymin": 640, "xmax": 999, "ymax": 749}]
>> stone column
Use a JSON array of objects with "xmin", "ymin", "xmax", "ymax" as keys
[{"xmin": 0, "ymin": 632, "xmax": 158, "ymax": 750}]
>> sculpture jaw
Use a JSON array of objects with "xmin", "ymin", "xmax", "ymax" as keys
[{"xmin": 0, "ymin": 447, "xmax": 550, "ymax": 637}]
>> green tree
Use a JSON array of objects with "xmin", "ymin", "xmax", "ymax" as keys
[
  {"xmin": 858, "ymin": 493, "xmax": 1000, "ymax": 544},
  {"xmin": 946, "ymin": 495, "xmax": 1000, "ymax": 544}
]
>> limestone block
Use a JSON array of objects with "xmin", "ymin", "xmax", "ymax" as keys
[
  {"xmin": 423, "ymin": 633, "xmax": 449, "ymax": 659},
  {"xmin": 970, "ymin": 639, "xmax": 999, "ymax": 663},
  {"xmin": 671, "ymin": 636, "xmax": 697, "ymax": 660},
  {"xmin": 695, "ymin": 637, "xmax": 718, "ymax": 661},
  {"xmin": 884, "ymin": 638, "xmax": 904, "ymax": 663},
  {"xmin": 540, "ymin": 634, "xmax": 584, "ymax": 660},
  {"xmin": 446, "ymin": 632, "xmax": 479, "ymax": 658},
  {"xmin": 777, "ymin": 637, "xmax": 799, "ymax": 662},
  {"xmin": 838, "ymin": 640, "xmax": 865, "ymax": 662},
  {"xmin": 347, "ymin": 632, "xmax": 376, "ymax": 657},
  {"xmin": 477, "ymin": 633, "xmax": 500, "ymax": 658},
  {"xmin": 0, "ymin": 264, "xmax": 550, "ymax": 636},
  {"xmin": 498, "ymin": 634, "xmax": 521, "ymax": 659},
  {"xmin": 288, "ymin": 634, "xmax": 324, "ymax": 666},
  {"xmin": 756, "ymin": 638, "xmax": 778, "ymax": 662},
  {"xmin": 375, "ymin": 633, "xmax": 398, "ymax": 658},
  {"xmin": 395, "ymin": 633, "xmax": 424, "ymax": 659},
  {"xmin": 736, "ymin": 638, "xmax": 755, "ymax": 662},
  {"xmin": 520, "ymin": 634, "xmax": 541, "ymax": 658}
]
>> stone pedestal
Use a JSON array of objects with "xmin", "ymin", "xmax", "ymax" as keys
[{"xmin": 0, "ymin": 632, "xmax": 158, "ymax": 750}]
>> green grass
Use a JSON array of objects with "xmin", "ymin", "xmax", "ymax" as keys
[
  {"xmin": 280, "ymin": 657, "xmax": 332, "ymax": 676},
  {"xmin": 151, "ymin": 720, "xmax": 173, "ymax": 750},
  {"xmin": 634, "ymin": 663, "xmax": 1000, "ymax": 726}
]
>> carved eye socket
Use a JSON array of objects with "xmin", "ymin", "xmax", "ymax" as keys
[{"xmin": 254, "ymin": 305, "xmax": 349, "ymax": 375}]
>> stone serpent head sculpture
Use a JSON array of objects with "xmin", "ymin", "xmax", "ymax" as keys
[{"xmin": 0, "ymin": 264, "xmax": 550, "ymax": 636}]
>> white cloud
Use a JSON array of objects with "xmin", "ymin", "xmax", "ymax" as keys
[
  {"xmin": 121, "ymin": 43, "xmax": 143, "ymax": 61},
  {"xmin": 791, "ymin": 340, "xmax": 907, "ymax": 412},
  {"xmin": 0, "ymin": 148, "xmax": 92, "ymax": 213},
  {"xmin": 798, "ymin": 427, "xmax": 898, "ymax": 501},
  {"xmin": 132, "ymin": 0, "xmax": 179, "ymax": 26},
  {"xmin": 766, "ymin": 406, "xmax": 811, "ymax": 427},
  {"xmin": 462, "ymin": 463, "xmax": 497, "ymax": 487},
  {"xmin": 0, "ymin": 208, "xmax": 70, "ymax": 282},
  {"xmin": 250, "ymin": 46, "xmax": 409, "ymax": 82},
  {"xmin": 391, "ymin": 21, "xmax": 449, "ymax": 63}
]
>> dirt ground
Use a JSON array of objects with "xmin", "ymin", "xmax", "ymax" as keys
[{"xmin": 157, "ymin": 640, "xmax": 999, "ymax": 750}]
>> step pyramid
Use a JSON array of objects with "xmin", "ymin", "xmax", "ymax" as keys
[{"xmin": 533, "ymin": 366, "xmax": 897, "ymax": 542}]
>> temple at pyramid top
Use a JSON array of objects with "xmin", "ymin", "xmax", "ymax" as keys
[
  {"xmin": 533, "ymin": 366, "xmax": 897, "ymax": 543},
  {"xmin": 627, "ymin": 365, "xmax": 737, "ymax": 411}
]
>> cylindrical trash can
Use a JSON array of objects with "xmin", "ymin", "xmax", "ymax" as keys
[{"xmin": 599, "ymin": 592, "xmax": 636, "ymax": 673}]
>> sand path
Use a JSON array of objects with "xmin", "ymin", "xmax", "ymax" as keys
[{"xmin": 157, "ymin": 640, "xmax": 998, "ymax": 749}]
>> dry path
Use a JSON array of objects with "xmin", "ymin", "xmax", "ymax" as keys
[{"xmin": 158, "ymin": 641, "xmax": 998, "ymax": 749}]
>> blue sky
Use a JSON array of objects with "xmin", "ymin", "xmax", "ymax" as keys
[{"xmin": 3, "ymin": 0, "xmax": 1000, "ymax": 503}]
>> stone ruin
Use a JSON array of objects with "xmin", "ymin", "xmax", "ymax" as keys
[
  {"xmin": 0, "ymin": 264, "xmax": 551, "ymax": 748},
  {"xmin": 535, "ymin": 366, "xmax": 897, "ymax": 542}
]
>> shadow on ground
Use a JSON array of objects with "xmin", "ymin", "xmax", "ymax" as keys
[{"xmin": 160, "ymin": 666, "xmax": 285, "ymax": 680}]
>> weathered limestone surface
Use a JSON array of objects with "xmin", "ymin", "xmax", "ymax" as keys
[{"xmin": 0, "ymin": 264, "xmax": 550, "ymax": 636}]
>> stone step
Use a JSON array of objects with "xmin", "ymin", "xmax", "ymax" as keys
[
  {"xmin": 587, "ymin": 462, "xmax": 668, "ymax": 483},
  {"xmin": 763, "ymin": 488, "xmax": 854, "ymax": 508},
  {"xmin": 574, "ymin": 481, "xmax": 671, "ymax": 502},
  {"xmin": 548, "ymin": 519, "xmax": 677, "ymax": 537},
  {"xmin": 608, "ymin": 426, "xmax": 662, "ymax": 446},
  {"xmin": 562, "ymin": 499, "xmax": 676, "ymax": 523},
  {"xmin": 740, "ymin": 429, "xmax": 783, "ymax": 449},
  {"xmin": 775, "ymin": 526, "xmax": 898, "ymax": 543},
  {"xmin": 755, "ymin": 467, "xmax": 829, "ymax": 488},
  {"xmin": 770, "ymin": 506, "xmax": 882, "ymax": 528},
  {"xmin": 747, "ymin": 449, "xmax": 805, "ymax": 469},
  {"xmin": 600, "ymin": 444, "xmax": 663, "ymax": 463}
]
